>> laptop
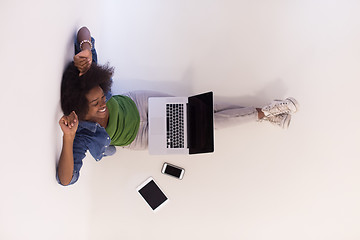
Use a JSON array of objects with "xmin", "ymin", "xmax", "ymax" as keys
[{"xmin": 148, "ymin": 92, "xmax": 214, "ymax": 155}]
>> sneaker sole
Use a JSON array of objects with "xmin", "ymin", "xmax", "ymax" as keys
[{"xmin": 282, "ymin": 114, "xmax": 292, "ymax": 129}]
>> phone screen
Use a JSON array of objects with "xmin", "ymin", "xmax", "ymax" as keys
[{"xmin": 165, "ymin": 164, "xmax": 183, "ymax": 178}]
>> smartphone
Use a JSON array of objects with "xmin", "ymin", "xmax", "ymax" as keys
[{"xmin": 161, "ymin": 162, "xmax": 185, "ymax": 179}]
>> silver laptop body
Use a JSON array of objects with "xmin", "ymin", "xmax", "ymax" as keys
[{"xmin": 148, "ymin": 92, "xmax": 214, "ymax": 155}]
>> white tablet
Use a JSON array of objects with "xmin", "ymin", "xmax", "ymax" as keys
[{"xmin": 136, "ymin": 177, "xmax": 169, "ymax": 212}]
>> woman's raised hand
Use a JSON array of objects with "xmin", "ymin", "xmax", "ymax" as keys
[
  {"xmin": 59, "ymin": 111, "xmax": 79, "ymax": 138},
  {"xmin": 73, "ymin": 49, "xmax": 92, "ymax": 76}
]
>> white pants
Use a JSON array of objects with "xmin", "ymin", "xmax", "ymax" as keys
[{"xmin": 122, "ymin": 91, "xmax": 258, "ymax": 150}]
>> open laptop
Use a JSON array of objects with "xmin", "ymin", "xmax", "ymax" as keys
[{"xmin": 148, "ymin": 92, "xmax": 214, "ymax": 155}]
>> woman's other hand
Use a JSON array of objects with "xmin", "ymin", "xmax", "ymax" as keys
[
  {"xmin": 59, "ymin": 111, "xmax": 79, "ymax": 138},
  {"xmin": 74, "ymin": 49, "xmax": 92, "ymax": 76}
]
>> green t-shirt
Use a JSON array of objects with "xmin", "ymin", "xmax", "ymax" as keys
[{"xmin": 105, "ymin": 95, "xmax": 140, "ymax": 146}]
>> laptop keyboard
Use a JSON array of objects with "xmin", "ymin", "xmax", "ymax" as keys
[{"xmin": 166, "ymin": 104, "xmax": 185, "ymax": 148}]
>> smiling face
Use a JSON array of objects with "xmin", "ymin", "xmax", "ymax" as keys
[{"xmin": 84, "ymin": 86, "xmax": 108, "ymax": 122}]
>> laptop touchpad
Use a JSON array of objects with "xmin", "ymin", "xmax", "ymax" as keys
[{"xmin": 150, "ymin": 118, "xmax": 165, "ymax": 135}]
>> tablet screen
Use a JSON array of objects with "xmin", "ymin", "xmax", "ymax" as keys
[{"xmin": 138, "ymin": 179, "xmax": 168, "ymax": 211}]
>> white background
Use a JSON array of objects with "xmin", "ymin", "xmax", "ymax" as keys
[{"xmin": 1, "ymin": 0, "xmax": 360, "ymax": 239}]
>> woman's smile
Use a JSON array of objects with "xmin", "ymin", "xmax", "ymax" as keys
[{"xmin": 98, "ymin": 106, "xmax": 107, "ymax": 113}]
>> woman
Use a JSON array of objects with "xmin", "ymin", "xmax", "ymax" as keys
[{"xmin": 57, "ymin": 27, "xmax": 299, "ymax": 186}]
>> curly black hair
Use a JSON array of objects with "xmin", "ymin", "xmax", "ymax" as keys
[{"xmin": 61, "ymin": 62, "xmax": 114, "ymax": 120}]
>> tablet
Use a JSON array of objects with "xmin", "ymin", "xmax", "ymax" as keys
[{"xmin": 136, "ymin": 177, "xmax": 168, "ymax": 212}]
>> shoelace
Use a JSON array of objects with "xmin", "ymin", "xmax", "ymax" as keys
[
  {"xmin": 264, "ymin": 114, "xmax": 287, "ymax": 126},
  {"xmin": 264, "ymin": 101, "xmax": 291, "ymax": 115}
]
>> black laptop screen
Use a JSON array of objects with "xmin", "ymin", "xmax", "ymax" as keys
[{"xmin": 187, "ymin": 92, "xmax": 214, "ymax": 154}]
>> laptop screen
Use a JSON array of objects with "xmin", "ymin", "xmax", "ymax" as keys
[{"xmin": 187, "ymin": 92, "xmax": 214, "ymax": 154}]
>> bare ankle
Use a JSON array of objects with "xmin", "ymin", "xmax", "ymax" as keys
[{"xmin": 256, "ymin": 108, "xmax": 265, "ymax": 119}]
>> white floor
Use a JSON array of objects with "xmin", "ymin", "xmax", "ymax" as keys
[{"xmin": 1, "ymin": 0, "xmax": 360, "ymax": 239}]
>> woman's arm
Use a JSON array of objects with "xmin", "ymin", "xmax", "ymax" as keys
[
  {"xmin": 74, "ymin": 27, "xmax": 93, "ymax": 76},
  {"xmin": 77, "ymin": 27, "xmax": 91, "ymax": 49},
  {"xmin": 57, "ymin": 111, "xmax": 78, "ymax": 185}
]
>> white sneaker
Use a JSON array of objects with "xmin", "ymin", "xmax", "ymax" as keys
[
  {"xmin": 262, "ymin": 97, "xmax": 299, "ymax": 116},
  {"xmin": 262, "ymin": 113, "xmax": 291, "ymax": 129}
]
